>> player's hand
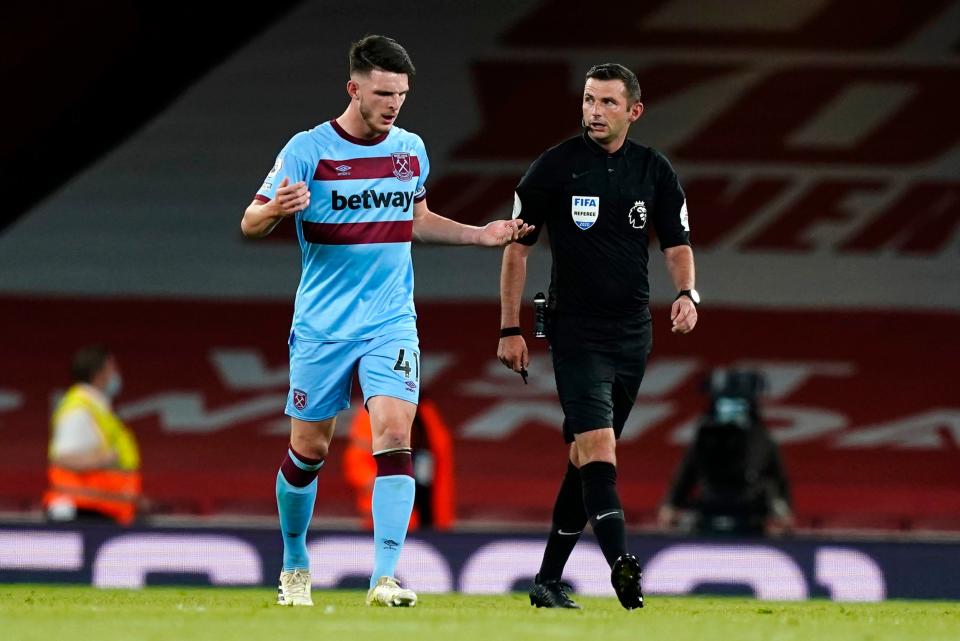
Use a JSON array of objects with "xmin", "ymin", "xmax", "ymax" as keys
[
  {"xmin": 670, "ymin": 297, "xmax": 698, "ymax": 334},
  {"xmin": 477, "ymin": 219, "xmax": 535, "ymax": 247},
  {"xmin": 498, "ymin": 335, "xmax": 529, "ymax": 373},
  {"xmin": 270, "ymin": 177, "xmax": 311, "ymax": 217}
]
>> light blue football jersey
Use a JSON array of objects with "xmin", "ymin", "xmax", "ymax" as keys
[{"xmin": 256, "ymin": 120, "xmax": 430, "ymax": 342}]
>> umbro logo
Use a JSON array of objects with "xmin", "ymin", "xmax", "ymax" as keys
[
  {"xmin": 383, "ymin": 538, "xmax": 399, "ymax": 550},
  {"xmin": 335, "ymin": 164, "xmax": 351, "ymax": 176}
]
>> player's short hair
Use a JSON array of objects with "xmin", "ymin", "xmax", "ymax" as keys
[
  {"xmin": 349, "ymin": 35, "xmax": 416, "ymax": 78},
  {"xmin": 585, "ymin": 63, "xmax": 641, "ymax": 104},
  {"xmin": 71, "ymin": 345, "xmax": 111, "ymax": 383}
]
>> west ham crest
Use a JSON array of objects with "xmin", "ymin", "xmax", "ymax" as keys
[
  {"xmin": 628, "ymin": 200, "xmax": 647, "ymax": 229},
  {"xmin": 391, "ymin": 152, "xmax": 414, "ymax": 182},
  {"xmin": 292, "ymin": 388, "xmax": 308, "ymax": 411}
]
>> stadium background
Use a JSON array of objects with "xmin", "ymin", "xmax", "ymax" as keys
[{"xmin": 1, "ymin": 0, "xmax": 958, "ymax": 600}]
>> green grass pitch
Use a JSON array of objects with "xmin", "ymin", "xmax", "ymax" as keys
[{"xmin": 2, "ymin": 585, "xmax": 959, "ymax": 641}]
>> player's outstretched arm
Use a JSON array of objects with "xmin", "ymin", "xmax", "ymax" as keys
[
  {"xmin": 411, "ymin": 200, "xmax": 534, "ymax": 246},
  {"xmin": 241, "ymin": 177, "xmax": 310, "ymax": 239}
]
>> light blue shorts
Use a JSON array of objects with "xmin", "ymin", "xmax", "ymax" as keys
[{"xmin": 285, "ymin": 329, "xmax": 421, "ymax": 421}]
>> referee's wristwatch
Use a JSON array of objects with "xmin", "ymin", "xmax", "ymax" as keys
[{"xmin": 675, "ymin": 288, "xmax": 700, "ymax": 307}]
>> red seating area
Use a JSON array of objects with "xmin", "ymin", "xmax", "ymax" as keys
[{"xmin": 1, "ymin": 297, "xmax": 957, "ymax": 531}]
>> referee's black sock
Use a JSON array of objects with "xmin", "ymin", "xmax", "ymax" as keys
[
  {"xmin": 581, "ymin": 461, "xmax": 627, "ymax": 568},
  {"xmin": 537, "ymin": 461, "xmax": 588, "ymax": 582}
]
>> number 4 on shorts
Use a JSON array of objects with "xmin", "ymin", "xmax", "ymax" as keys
[{"xmin": 393, "ymin": 348, "xmax": 419, "ymax": 380}]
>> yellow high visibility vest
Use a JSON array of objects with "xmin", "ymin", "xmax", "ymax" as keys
[
  {"xmin": 45, "ymin": 385, "xmax": 141, "ymax": 524},
  {"xmin": 50, "ymin": 384, "xmax": 140, "ymax": 470}
]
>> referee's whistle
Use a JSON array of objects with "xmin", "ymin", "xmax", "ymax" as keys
[{"xmin": 519, "ymin": 367, "xmax": 529, "ymax": 384}]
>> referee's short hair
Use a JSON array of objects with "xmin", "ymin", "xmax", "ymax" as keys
[
  {"xmin": 71, "ymin": 345, "xmax": 111, "ymax": 384},
  {"xmin": 349, "ymin": 35, "xmax": 416, "ymax": 78},
  {"xmin": 585, "ymin": 63, "xmax": 641, "ymax": 104}
]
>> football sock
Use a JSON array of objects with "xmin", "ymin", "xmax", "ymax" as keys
[
  {"xmin": 538, "ymin": 461, "xmax": 588, "ymax": 582},
  {"xmin": 277, "ymin": 445, "xmax": 324, "ymax": 571},
  {"xmin": 370, "ymin": 448, "xmax": 416, "ymax": 588},
  {"xmin": 581, "ymin": 461, "xmax": 628, "ymax": 568}
]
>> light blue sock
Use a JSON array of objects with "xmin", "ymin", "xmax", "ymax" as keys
[
  {"xmin": 276, "ymin": 472, "xmax": 318, "ymax": 571},
  {"xmin": 369, "ymin": 475, "xmax": 416, "ymax": 588}
]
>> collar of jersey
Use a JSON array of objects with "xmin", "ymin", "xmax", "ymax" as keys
[
  {"xmin": 581, "ymin": 129, "xmax": 628, "ymax": 158},
  {"xmin": 330, "ymin": 118, "xmax": 389, "ymax": 146}
]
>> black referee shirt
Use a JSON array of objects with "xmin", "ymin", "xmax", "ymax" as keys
[{"xmin": 515, "ymin": 131, "xmax": 690, "ymax": 319}]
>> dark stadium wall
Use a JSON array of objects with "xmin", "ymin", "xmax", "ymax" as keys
[
  {"xmin": 0, "ymin": 1, "xmax": 304, "ymax": 234},
  {"xmin": 0, "ymin": 0, "xmax": 955, "ymax": 307}
]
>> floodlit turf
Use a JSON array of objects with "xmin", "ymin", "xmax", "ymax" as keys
[{"xmin": 2, "ymin": 585, "xmax": 959, "ymax": 641}]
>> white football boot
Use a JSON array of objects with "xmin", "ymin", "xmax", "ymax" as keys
[
  {"xmin": 277, "ymin": 568, "xmax": 314, "ymax": 606},
  {"xmin": 365, "ymin": 576, "xmax": 417, "ymax": 607}
]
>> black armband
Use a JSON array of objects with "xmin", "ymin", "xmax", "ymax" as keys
[{"xmin": 499, "ymin": 326, "xmax": 523, "ymax": 338}]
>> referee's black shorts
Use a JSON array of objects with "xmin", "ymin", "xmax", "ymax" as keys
[{"xmin": 549, "ymin": 312, "xmax": 652, "ymax": 444}]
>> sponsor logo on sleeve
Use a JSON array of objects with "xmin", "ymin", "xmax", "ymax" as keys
[
  {"xmin": 260, "ymin": 157, "xmax": 283, "ymax": 192},
  {"xmin": 512, "ymin": 192, "xmax": 522, "ymax": 219},
  {"xmin": 268, "ymin": 157, "xmax": 282, "ymax": 177}
]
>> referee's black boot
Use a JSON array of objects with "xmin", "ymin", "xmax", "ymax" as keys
[
  {"xmin": 611, "ymin": 553, "xmax": 644, "ymax": 610},
  {"xmin": 529, "ymin": 574, "xmax": 581, "ymax": 609}
]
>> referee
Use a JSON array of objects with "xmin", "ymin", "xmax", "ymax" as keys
[{"xmin": 497, "ymin": 63, "xmax": 699, "ymax": 610}]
